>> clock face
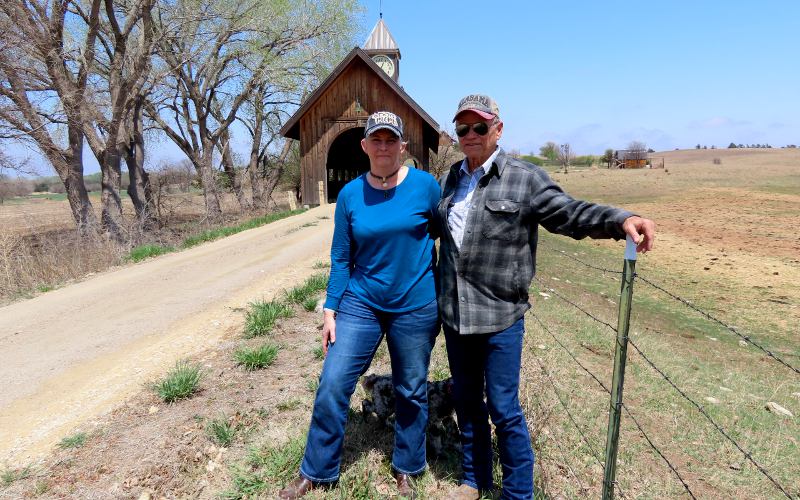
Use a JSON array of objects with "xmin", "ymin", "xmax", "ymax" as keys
[{"xmin": 372, "ymin": 54, "xmax": 395, "ymax": 77}]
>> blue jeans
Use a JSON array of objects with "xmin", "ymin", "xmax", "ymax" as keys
[
  {"xmin": 444, "ymin": 318, "xmax": 535, "ymax": 500},
  {"xmin": 299, "ymin": 292, "xmax": 439, "ymax": 483}
]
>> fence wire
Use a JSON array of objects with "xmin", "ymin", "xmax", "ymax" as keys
[
  {"xmin": 535, "ymin": 264, "xmax": 796, "ymax": 499},
  {"xmin": 626, "ymin": 337, "xmax": 795, "ymax": 499},
  {"xmin": 635, "ymin": 273, "xmax": 800, "ymax": 376},
  {"xmin": 530, "ymin": 313, "xmax": 693, "ymax": 498}
]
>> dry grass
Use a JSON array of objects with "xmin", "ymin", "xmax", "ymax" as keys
[
  {"xmin": 0, "ymin": 191, "xmax": 297, "ymax": 304},
  {"xmin": 0, "ymin": 230, "xmax": 123, "ymax": 302}
]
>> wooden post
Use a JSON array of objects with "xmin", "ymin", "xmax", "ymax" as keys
[
  {"xmin": 602, "ymin": 236, "xmax": 638, "ymax": 500},
  {"xmin": 286, "ymin": 191, "xmax": 297, "ymax": 211},
  {"xmin": 318, "ymin": 180, "xmax": 326, "ymax": 205}
]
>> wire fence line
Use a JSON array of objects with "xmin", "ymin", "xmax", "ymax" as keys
[
  {"xmin": 625, "ymin": 337, "xmax": 795, "ymax": 499},
  {"xmin": 532, "ymin": 347, "xmax": 607, "ymax": 468},
  {"xmin": 530, "ymin": 312, "xmax": 695, "ymax": 499},
  {"xmin": 634, "ymin": 273, "xmax": 800, "ymax": 376},
  {"xmin": 532, "ymin": 244, "xmax": 797, "ymax": 499}
]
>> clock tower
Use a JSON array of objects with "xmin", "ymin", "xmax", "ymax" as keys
[{"xmin": 363, "ymin": 18, "xmax": 401, "ymax": 82}]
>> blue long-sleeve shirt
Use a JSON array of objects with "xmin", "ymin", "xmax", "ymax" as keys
[{"xmin": 324, "ymin": 167, "xmax": 441, "ymax": 313}]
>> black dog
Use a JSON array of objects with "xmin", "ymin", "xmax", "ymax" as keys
[{"xmin": 361, "ymin": 374, "xmax": 461, "ymax": 459}]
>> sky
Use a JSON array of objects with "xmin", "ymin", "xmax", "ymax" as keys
[
  {"xmin": 362, "ymin": 0, "xmax": 800, "ymax": 156},
  {"xmin": 5, "ymin": 0, "xmax": 799, "ymax": 175}
]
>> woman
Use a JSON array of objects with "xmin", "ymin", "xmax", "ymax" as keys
[{"xmin": 279, "ymin": 111, "xmax": 441, "ymax": 499}]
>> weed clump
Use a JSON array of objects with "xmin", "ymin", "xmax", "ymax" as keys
[
  {"xmin": 234, "ymin": 343, "xmax": 280, "ymax": 370},
  {"xmin": 153, "ymin": 360, "xmax": 202, "ymax": 403},
  {"xmin": 283, "ymin": 273, "xmax": 329, "ymax": 305},
  {"xmin": 245, "ymin": 300, "xmax": 293, "ymax": 338},
  {"xmin": 207, "ymin": 414, "xmax": 238, "ymax": 446},
  {"xmin": 221, "ymin": 435, "xmax": 306, "ymax": 499},
  {"xmin": 58, "ymin": 432, "xmax": 87, "ymax": 449}
]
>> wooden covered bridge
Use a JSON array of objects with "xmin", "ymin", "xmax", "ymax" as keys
[{"xmin": 280, "ymin": 19, "xmax": 441, "ymax": 204}]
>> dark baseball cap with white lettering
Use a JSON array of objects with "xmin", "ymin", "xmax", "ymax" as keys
[{"xmin": 365, "ymin": 111, "xmax": 404, "ymax": 138}]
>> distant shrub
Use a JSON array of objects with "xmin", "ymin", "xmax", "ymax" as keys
[{"xmin": 712, "ymin": 158, "xmax": 722, "ymax": 165}]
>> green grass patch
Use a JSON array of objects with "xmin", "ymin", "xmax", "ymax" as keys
[
  {"xmin": 244, "ymin": 300, "xmax": 294, "ymax": 338},
  {"xmin": 126, "ymin": 244, "xmax": 175, "ymax": 262},
  {"xmin": 152, "ymin": 361, "xmax": 202, "ymax": 403},
  {"xmin": 182, "ymin": 209, "xmax": 305, "ymax": 249},
  {"xmin": 207, "ymin": 414, "xmax": 238, "ymax": 446},
  {"xmin": 221, "ymin": 434, "xmax": 306, "ymax": 499},
  {"xmin": 312, "ymin": 260, "xmax": 330, "ymax": 269},
  {"xmin": 1, "ymin": 466, "xmax": 32, "ymax": 486},
  {"xmin": 234, "ymin": 343, "xmax": 280, "ymax": 370},
  {"xmin": 33, "ymin": 480, "xmax": 50, "ymax": 495},
  {"xmin": 276, "ymin": 399, "xmax": 302, "ymax": 412},
  {"xmin": 306, "ymin": 376, "xmax": 319, "ymax": 393},
  {"xmin": 312, "ymin": 345, "xmax": 324, "ymax": 361},
  {"xmin": 283, "ymin": 273, "xmax": 329, "ymax": 305},
  {"xmin": 58, "ymin": 432, "xmax": 87, "ymax": 449},
  {"xmin": 301, "ymin": 296, "xmax": 318, "ymax": 312}
]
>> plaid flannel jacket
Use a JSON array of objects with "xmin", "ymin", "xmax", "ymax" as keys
[{"xmin": 437, "ymin": 148, "xmax": 633, "ymax": 335}]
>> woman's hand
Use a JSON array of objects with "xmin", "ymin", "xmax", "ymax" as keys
[{"xmin": 322, "ymin": 309, "xmax": 336, "ymax": 356}]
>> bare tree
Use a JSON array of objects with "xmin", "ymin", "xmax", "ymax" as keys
[
  {"xmin": 428, "ymin": 130, "xmax": 461, "ymax": 179},
  {"xmin": 627, "ymin": 140, "xmax": 647, "ymax": 162},
  {"xmin": 75, "ymin": 0, "xmax": 158, "ymax": 236},
  {"xmin": 602, "ymin": 148, "xmax": 614, "ymax": 168},
  {"xmin": 146, "ymin": 0, "xmax": 359, "ymax": 218},
  {"xmin": 558, "ymin": 143, "xmax": 574, "ymax": 173},
  {"xmin": 0, "ymin": 0, "xmax": 101, "ymax": 233}
]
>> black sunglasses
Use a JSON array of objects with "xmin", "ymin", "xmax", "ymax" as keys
[{"xmin": 455, "ymin": 121, "xmax": 491, "ymax": 137}]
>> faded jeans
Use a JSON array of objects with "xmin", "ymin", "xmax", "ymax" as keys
[{"xmin": 299, "ymin": 291, "xmax": 439, "ymax": 483}]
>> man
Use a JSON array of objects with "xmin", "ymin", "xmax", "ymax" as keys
[{"xmin": 437, "ymin": 94, "xmax": 655, "ymax": 500}]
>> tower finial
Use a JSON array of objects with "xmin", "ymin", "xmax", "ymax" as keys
[{"xmin": 379, "ymin": 0, "xmax": 383, "ymax": 19}]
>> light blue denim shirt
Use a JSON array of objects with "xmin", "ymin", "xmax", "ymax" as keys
[{"xmin": 447, "ymin": 147, "xmax": 500, "ymax": 249}]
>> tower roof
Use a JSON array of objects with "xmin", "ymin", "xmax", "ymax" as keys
[{"xmin": 363, "ymin": 18, "xmax": 399, "ymax": 54}]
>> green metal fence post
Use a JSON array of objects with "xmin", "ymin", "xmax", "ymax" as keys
[{"xmin": 602, "ymin": 236, "xmax": 638, "ymax": 500}]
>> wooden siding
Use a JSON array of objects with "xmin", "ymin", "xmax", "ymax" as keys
[{"xmin": 299, "ymin": 59, "xmax": 432, "ymax": 204}]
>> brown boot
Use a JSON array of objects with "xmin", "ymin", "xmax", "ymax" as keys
[
  {"xmin": 394, "ymin": 471, "xmax": 416, "ymax": 499},
  {"xmin": 278, "ymin": 476, "xmax": 314, "ymax": 499},
  {"xmin": 446, "ymin": 483, "xmax": 480, "ymax": 500}
]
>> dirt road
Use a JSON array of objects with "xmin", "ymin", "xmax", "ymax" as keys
[{"xmin": 0, "ymin": 205, "xmax": 334, "ymax": 464}]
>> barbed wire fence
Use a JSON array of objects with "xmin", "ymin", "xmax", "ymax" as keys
[{"xmin": 526, "ymin": 239, "xmax": 797, "ymax": 499}]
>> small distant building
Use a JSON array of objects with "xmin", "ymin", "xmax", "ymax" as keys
[{"xmin": 613, "ymin": 149, "xmax": 648, "ymax": 169}]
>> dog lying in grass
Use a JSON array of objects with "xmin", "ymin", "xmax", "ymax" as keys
[{"xmin": 360, "ymin": 374, "xmax": 461, "ymax": 459}]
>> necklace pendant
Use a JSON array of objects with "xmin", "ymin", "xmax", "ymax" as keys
[{"xmin": 382, "ymin": 181, "xmax": 388, "ymax": 188}]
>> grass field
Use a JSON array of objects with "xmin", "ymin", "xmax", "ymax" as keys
[{"xmin": 1, "ymin": 148, "xmax": 797, "ymax": 498}]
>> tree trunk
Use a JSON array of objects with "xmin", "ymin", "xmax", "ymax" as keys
[
  {"xmin": 248, "ymin": 107, "xmax": 266, "ymax": 209},
  {"xmin": 260, "ymin": 139, "xmax": 294, "ymax": 207},
  {"xmin": 124, "ymin": 101, "xmax": 157, "ymax": 227},
  {"xmin": 219, "ymin": 128, "xmax": 249, "ymax": 212},
  {"xmin": 198, "ymin": 144, "xmax": 222, "ymax": 218},
  {"xmin": 248, "ymin": 150, "xmax": 266, "ymax": 210},
  {"xmin": 62, "ymin": 126, "xmax": 99, "ymax": 234},
  {"xmin": 100, "ymin": 144, "xmax": 125, "ymax": 240}
]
